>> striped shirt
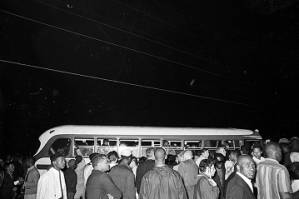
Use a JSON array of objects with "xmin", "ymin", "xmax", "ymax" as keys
[{"xmin": 256, "ymin": 158, "xmax": 292, "ymax": 199}]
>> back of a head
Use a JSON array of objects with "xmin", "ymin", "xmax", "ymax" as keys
[
  {"xmin": 265, "ymin": 142, "xmax": 282, "ymax": 161},
  {"xmin": 68, "ymin": 159, "xmax": 76, "ymax": 168},
  {"xmin": 229, "ymin": 150, "xmax": 241, "ymax": 162},
  {"xmin": 89, "ymin": 153, "xmax": 99, "ymax": 162},
  {"xmin": 155, "ymin": 147, "xmax": 166, "ymax": 161},
  {"xmin": 184, "ymin": 150, "xmax": 193, "ymax": 160},
  {"xmin": 145, "ymin": 147, "xmax": 155, "ymax": 158},
  {"xmin": 91, "ymin": 154, "xmax": 107, "ymax": 168},
  {"xmin": 214, "ymin": 153, "xmax": 225, "ymax": 163},
  {"xmin": 198, "ymin": 159, "xmax": 214, "ymax": 173}
]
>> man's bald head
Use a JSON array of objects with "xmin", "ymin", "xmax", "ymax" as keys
[
  {"xmin": 237, "ymin": 155, "xmax": 255, "ymax": 179},
  {"xmin": 265, "ymin": 142, "xmax": 282, "ymax": 162},
  {"xmin": 155, "ymin": 147, "xmax": 166, "ymax": 161}
]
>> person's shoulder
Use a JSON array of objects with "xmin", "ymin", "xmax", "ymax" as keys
[
  {"xmin": 227, "ymin": 173, "xmax": 240, "ymax": 185},
  {"xmin": 39, "ymin": 170, "xmax": 51, "ymax": 181}
]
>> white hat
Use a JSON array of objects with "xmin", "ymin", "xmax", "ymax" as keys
[{"xmin": 119, "ymin": 148, "xmax": 132, "ymax": 157}]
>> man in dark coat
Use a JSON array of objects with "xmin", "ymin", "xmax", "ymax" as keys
[
  {"xmin": 225, "ymin": 155, "xmax": 256, "ymax": 199},
  {"xmin": 64, "ymin": 159, "xmax": 77, "ymax": 199},
  {"xmin": 109, "ymin": 149, "xmax": 136, "ymax": 199},
  {"xmin": 139, "ymin": 147, "xmax": 187, "ymax": 199},
  {"xmin": 85, "ymin": 154, "xmax": 121, "ymax": 199},
  {"xmin": 136, "ymin": 147, "xmax": 155, "ymax": 194}
]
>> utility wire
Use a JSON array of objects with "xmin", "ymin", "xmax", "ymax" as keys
[
  {"xmin": 35, "ymin": 0, "xmax": 208, "ymax": 63},
  {"xmin": 0, "ymin": 9, "xmax": 226, "ymax": 78},
  {"xmin": 0, "ymin": 59, "xmax": 249, "ymax": 106}
]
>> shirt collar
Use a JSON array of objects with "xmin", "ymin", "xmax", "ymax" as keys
[{"xmin": 236, "ymin": 172, "xmax": 253, "ymax": 192}]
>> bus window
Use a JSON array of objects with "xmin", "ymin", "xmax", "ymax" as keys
[
  {"xmin": 234, "ymin": 140, "xmax": 241, "ymax": 148},
  {"xmin": 169, "ymin": 141, "xmax": 182, "ymax": 148},
  {"xmin": 141, "ymin": 140, "xmax": 152, "ymax": 147},
  {"xmin": 119, "ymin": 139, "xmax": 139, "ymax": 147},
  {"xmin": 119, "ymin": 139, "xmax": 139, "ymax": 157},
  {"xmin": 96, "ymin": 138, "xmax": 117, "ymax": 155},
  {"xmin": 222, "ymin": 140, "xmax": 234, "ymax": 149},
  {"xmin": 184, "ymin": 141, "xmax": 202, "ymax": 149},
  {"xmin": 203, "ymin": 140, "xmax": 219, "ymax": 148},
  {"xmin": 49, "ymin": 138, "xmax": 71, "ymax": 157},
  {"xmin": 154, "ymin": 141, "xmax": 161, "ymax": 147},
  {"xmin": 74, "ymin": 138, "xmax": 94, "ymax": 157},
  {"xmin": 97, "ymin": 138, "xmax": 117, "ymax": 146}
]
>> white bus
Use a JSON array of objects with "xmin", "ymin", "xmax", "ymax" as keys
[{"xmin": 34, "ymin": 125, "xmax": 262, "ymax": 174}]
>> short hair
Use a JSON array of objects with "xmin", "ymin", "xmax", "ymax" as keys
[
  {"xmin": 91, "ymin": 154, "xmax": 108, "ymax": 168},
  {"xmin": 138, "ymin": 156, "xmax": 147, "ymax": 164},
  {"xmin": 199, "ymin": 159, "xmax": 214, "ymax": 173},
  {"xmin": 107, "ymin": 151, "xmax": 119, "ymax": 161},
  {"xmin": 89, "ymin": 153, "xmax": 99, "ymax": 161},
  {"xmin": 236, "ymin": 155, "xmax": 254, "ymax": 170},
  {"xmin": 265, "ymin": 142, "xmax": 281, "ymax": 158},
  {"xmin": 214, "ymin": 153, "xmax": 225, "ymax": 163},
  {"xmin": 154, "ymin": 147, "xmax": 166, "ymax": 160},
  {"xmin": 68, "ymin": 159, "xmax": 76, "ymax": 167},
  {"xmin": 50, "ymin": 153, "xmax": 64, "ymax": 162},
  {"xmin": 145, "ymin": 147, "xmax": 155, "ymax": 157}
]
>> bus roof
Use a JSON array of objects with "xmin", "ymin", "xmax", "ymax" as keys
[{"xmin": 35, "ymin": 125, "xmax": 261, "ymax": 156}]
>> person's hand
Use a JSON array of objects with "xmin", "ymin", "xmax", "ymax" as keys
[
  {"xmin": 107, "ymin": 194, "xmax": 114, "ymax": 199},
  {"xmin": 18, "ymin": 177, "xmax": 24, "ymax": 184},
  {"xmin": 12, "ymin": 187, "xmax": 18, "ymax": 192},
  {"xmin": 208, "ymin": 179, "xmax": 217, "ymax": 187}
]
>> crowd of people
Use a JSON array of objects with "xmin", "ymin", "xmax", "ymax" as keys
[{"xmin": 1, "ymin": 137, "xmax": 299, "ymax": 199}]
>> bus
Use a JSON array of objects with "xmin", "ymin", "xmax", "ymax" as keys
[{"xmin": 34, "ymin": 125, "xmax": 262, "ymax": 174}]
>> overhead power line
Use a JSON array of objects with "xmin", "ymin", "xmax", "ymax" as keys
[
  {"xmin": 35, "ymin": 0, "xmax": 207, "ymax": 63},
  {"xmin": 0, "ymin": 59, "xmax": 249, "ymax": 107},
  {"xmin": 0, "ymin": 9, "xmax": 226, "ymax": 78}
]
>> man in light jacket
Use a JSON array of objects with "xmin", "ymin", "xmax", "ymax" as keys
[{"xmin": 37, "ymin": 153, "xmax": 67, "ymax": 199}]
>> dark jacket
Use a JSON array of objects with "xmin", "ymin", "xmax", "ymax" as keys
[
  {"xmin": 136, "ymin": 159, "xmax": 155, "ymax": 194},
  {"xmin": 177, "ymin": 159, "xmax": 198, "ymax": 199},
  {"xmin": 0, "ymin": 172, "xmax": 15, "ymax": 199},
  {"xmin": 194, "ymin": 174, "xmax": 219, "ymax": 199},
  {"xmin": 85, "ymin": 170, "xmax": 122, "ymax": 199},
  {"xmin": 64, "ymin": 167, "xmax": 77, "ymax": 194},
  {"xmin": 109, "ymin": 164, "xmax": 136, "ymax": 199},
  {"xmin": 225, "ymin": 174, "xmax": 255, "ymax": 199},
  {"xmin": 139, "ymin": 165, "xmax": 187, "ymax": 199},
  {"xmin": 24, "ymin": 166, "xmax": 40, "ymax": 195}
]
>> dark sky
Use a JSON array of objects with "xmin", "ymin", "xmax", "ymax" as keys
[{"xmin": 1, "ymin": 0, "xmax": 299, "ymax": 154}]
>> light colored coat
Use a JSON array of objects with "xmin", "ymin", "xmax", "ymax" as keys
[{"xmin": 37, "ymin": 167, "xmax": 68, "ymax": 199}]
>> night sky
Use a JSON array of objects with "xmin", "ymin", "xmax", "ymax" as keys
[{"xmin": 1, "ymin": 0, "xmax": 299, "ymax": 155}]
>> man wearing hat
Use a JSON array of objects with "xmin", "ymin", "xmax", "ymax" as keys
[
  {"xmin": 109, "ymin": 148, "xmax": 136, "ymax": 199},
  {"xmin": 37, "ymin": 153, "xmax": 67, "ymax": 199}
]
